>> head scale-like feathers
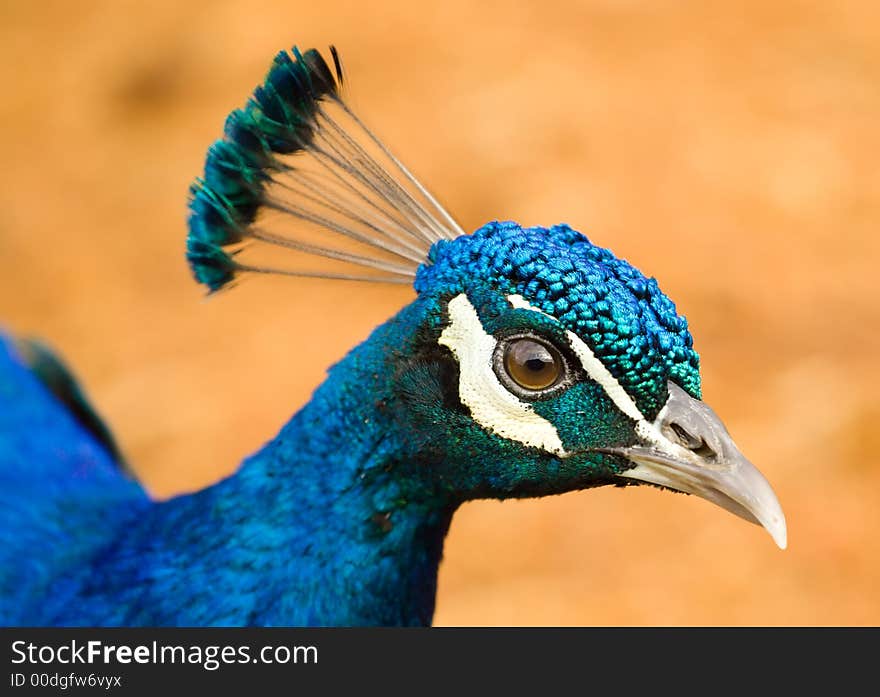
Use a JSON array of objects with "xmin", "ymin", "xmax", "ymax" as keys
[{"xmin": 416, "ymin": 221, "xmax": 700, "ymax": 416}]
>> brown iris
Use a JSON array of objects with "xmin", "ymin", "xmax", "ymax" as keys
[{"xmin": 503, "ymin": 338, "xmax": 563, "ymax": 391}]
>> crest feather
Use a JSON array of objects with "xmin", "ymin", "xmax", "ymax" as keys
[{"xmin": 187, "ymin": 45, "xmax": 463, "ymax": 292}]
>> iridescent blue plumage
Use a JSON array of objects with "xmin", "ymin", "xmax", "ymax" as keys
[
  {"xmin": 0, "ymin": 337, "xmax": 148, "ymax": 622},
  {"xmin": 419, "ymin": 221, "xmax": 700, "ymax": 416},
  {"xmin": 0, "ymin": 43, "xmax": 785, "ymax": 626}
]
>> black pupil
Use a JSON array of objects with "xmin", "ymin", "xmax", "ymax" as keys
[{"xmin": 525, "ymin": 357, "xmax": 549, "ymax": 372}]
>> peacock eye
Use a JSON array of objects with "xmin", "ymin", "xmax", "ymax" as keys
[{"xmin": 503, "ymin": 338, "xmax": 564, "ymax": 392}]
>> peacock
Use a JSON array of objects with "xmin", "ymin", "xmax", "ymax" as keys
[{"xmin": 0, "ymin": 44, "xmax": 786, "ymax": 627}]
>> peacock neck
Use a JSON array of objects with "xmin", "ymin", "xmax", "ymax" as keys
[{"xmin": 146, "ymin": 298, "xmax": 455, "ymax": 626}]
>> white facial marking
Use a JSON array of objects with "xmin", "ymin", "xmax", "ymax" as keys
[
  {"xmin": 506, "ymin": 294, "xmax": 692, "ymax": 462},
  {"xmin": 563, "ymin": 335, "xmax": 644, "ymax": 423},
  {"xmin": 508, "ymin": 294, "xmax": 643, "ymax": 422},
  {"xmin": 507, "ymin": 294, "xmax": 555, "ymax": 317},
  {"xmin": 438, "ymin": 293, "xmax": 567, "ymax": 456}
]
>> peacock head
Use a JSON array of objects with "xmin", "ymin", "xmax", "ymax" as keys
[{"xmin": 186, "ymin": 45, "xmax": 786, "ymax": 548}]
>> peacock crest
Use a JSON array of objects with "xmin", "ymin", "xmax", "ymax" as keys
[{"xmin": 186, "ymin": 46, "xmax": 464, "ymax": 290}]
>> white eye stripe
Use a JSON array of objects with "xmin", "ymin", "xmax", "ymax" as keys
[
  {"xmin": 507, "ymin": 294, "xmax": 646, "ymax": 423},
  {"xmin": 507, "ymin": 294, "xmax": 556, "ymax": 318},
  {"xmin": 438, "ymin": 294, "xmax": 567, "ymax": 456},
  {"xmin": 562, "ymin": 331, "xmax": 644, "ymax": 423},
  {"xmin": 506, "ymin": 294, "xmax": 691, "ymax": 459}
]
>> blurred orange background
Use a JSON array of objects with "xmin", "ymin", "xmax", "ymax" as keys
[{"xmin": 1, "ymin": 1, "xmax": 878, "ymax": 625}]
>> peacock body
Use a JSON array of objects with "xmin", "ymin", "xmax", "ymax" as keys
[{"xmin": 0, "ymin": 45, "xmax": 785, "ymax": 626}]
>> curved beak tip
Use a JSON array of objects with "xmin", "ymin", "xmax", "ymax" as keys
[
  {"xmin": 774, "ymin": 527, "xmax": 788, "ymax": 550},
  {"xmin": 734, "ymin": 458, "xmax": 788, "ymax": 551},
  {"xmin": 616, "ymin": 382, "xmax": 789, "ymax": 551},
  {"xmin": 763, "ymin": 509, "xmax": 788, "ymax": 550}
]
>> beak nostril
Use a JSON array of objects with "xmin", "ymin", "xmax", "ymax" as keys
[
  {"xmin": 668, "ymin": 422, "xmax": 717, "ymax": 460},
  {"xmin": 668, "ymin": 422, "xmax": 696, "ymax": 447},
  {"xmin": 691, "ymin": 439, "xmax": 717, "ymax": 460}
]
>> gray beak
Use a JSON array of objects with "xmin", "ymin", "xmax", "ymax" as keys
[{"xmin": 609, "ymin": 382, "xmax": 787, "ymax": 549}]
